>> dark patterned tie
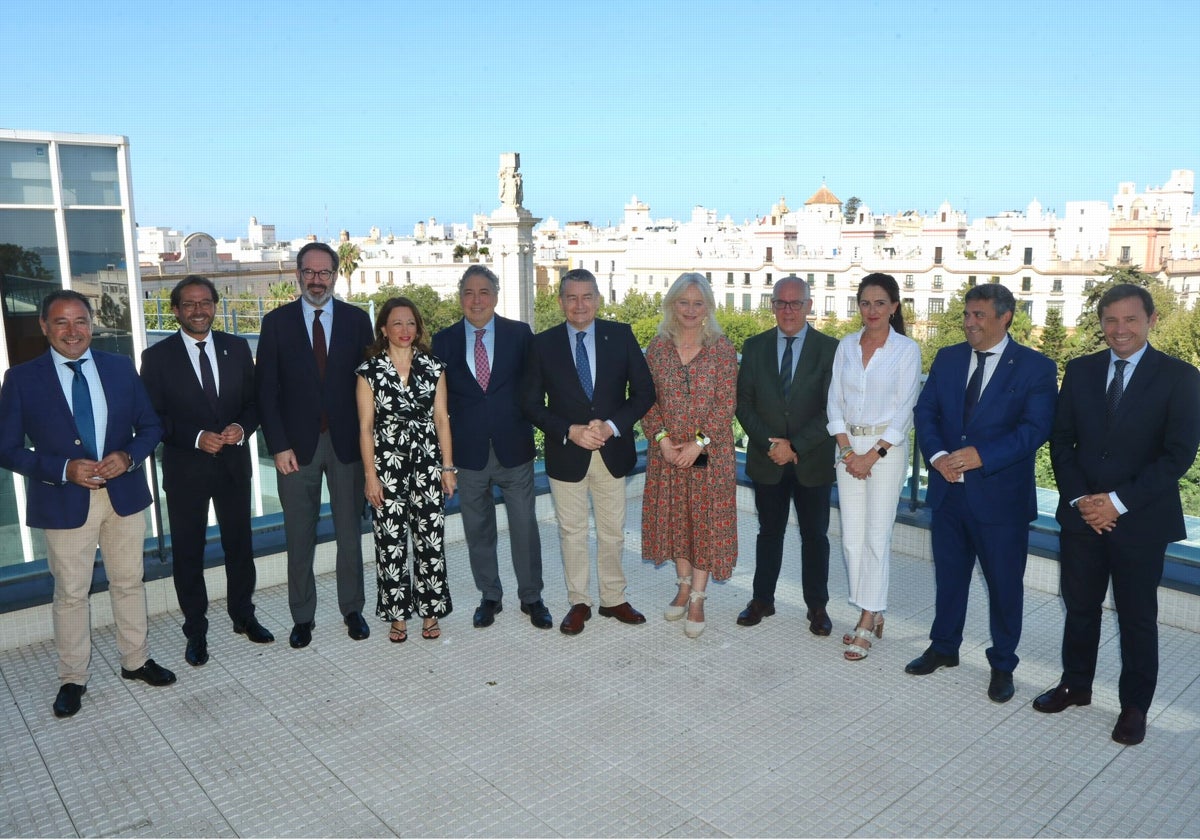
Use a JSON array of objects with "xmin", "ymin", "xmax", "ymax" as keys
[
  {"xmin": 963, "ymin": 350, "xmax": 993, "ymax": 424},
  {"xmin": 474, "ymin": 329, "xmax": 490, "ymax": 392},
  {"xmin": 313, "ymin": 309, "xmax": 329, "ymax": 431},
  {"xmin": 65, "ymin": 360, "xmax": 97, "ymax": 460},
  {"xmin": 1106, "ymin": 359, "xmax": 1128, "ymax": 419},
  {"xmin": 197, "ymin": 341, "xmax": 219, "ymax": 414},
  {"xmin": 575, "ymin": 331, "xmax": 593, "ymax": 400},
  {"xmin": 779, "ymin": 336, "xmax": 796, "ymax": 398}
]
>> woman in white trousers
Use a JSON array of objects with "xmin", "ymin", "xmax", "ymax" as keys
[{"xmin": 827, "ymin": 273, "xmax": 921, "ymax": 661}]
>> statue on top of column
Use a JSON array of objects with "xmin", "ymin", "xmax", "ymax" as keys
[{"xmin": 499, "ymin": 152, "xmax": 524, "ymax": 209}]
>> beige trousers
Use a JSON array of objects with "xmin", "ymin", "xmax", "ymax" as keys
[
  {"xmin": 548, "ymin": 451, "xmax": 629, "ymax": 608},
  {"xmin": 44, "ymin": 491, "xmax": 149, "ymax": 684}
]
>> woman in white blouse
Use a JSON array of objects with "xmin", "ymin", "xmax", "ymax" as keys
[{"xmin": 826, "ymin": 273, "xmax": 921, "ymax": 661}]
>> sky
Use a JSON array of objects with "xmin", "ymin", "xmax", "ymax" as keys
[{"xmin": 4, "ymin": 0, "xmax": 1199, "ymax": 241}]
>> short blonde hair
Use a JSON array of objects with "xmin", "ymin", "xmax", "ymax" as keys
[{"xmin": 657, "ymin": 273, "xmax": 724, "ymax": 346}]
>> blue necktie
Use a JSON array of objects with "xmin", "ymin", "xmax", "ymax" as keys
[
  {"xmin": 575, "ymin": 331, "xmax": 593, "ymax": 400},
  {"xmin": 66, "ymin": 360, "xmax": 98, "ymax": 460},
  {"xmin": 963, "ymin": 350, "xmax": 993, "ymax": 424},
  {"xmin": 779, "ymin": 336, "xmax": 796, "ymax": 399}
]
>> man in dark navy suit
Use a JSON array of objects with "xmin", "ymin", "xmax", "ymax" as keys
[
  {"xmin": 908, "ymin": 283, "xmax": 1057, "ymax": 703},
  {"xmin": 432, "ymin": 265, "xmax": 552, "ymax": 630},
  {"xmin": 523, "ymin": 269, "xmax": 655, "ymax": 635},
  {"xmin": 0, "ymin": 290, "xmax": 174, "ymax": 718},
  {"xmin": 1036, "ymin": 284, "xmax": 1200, "ymax": 745},
  {"xmin": 141, "ymin": 275, "xmax": 274, "ymax": 667},
  {"xmin": 256, "ymin": 242, "xmax": 375, "ymax": 648}
]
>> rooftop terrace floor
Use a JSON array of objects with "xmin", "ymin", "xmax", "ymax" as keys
[{"xmin": 3, "ymin": 494, "xmax": 1200, "ymax": 838}]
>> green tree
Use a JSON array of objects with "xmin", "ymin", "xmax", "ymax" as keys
[
  {"xmin": 1064, "ymin": 265, "xmax": 1173, "ymax": 361},
  {"xmin": 533, "ymin": 288, "xmax": 565, "ymax": 332},
  {"xmin": 0, "ymin": 243, "xmax": 54, "ymax": 280},
  {"xmin": 267, "ymin": 281, "xmax": 297, "ymax": 310},
  {"xmin": 714, "ymin": 306, "xmax": 774, "ymax": 353},
  {"xmin": 337, "ymin": 242, "xmax": 361, "ymax": 295},
  {"xmin": 1038, "ymin": 305, "xmax": 1068, "ymax": 367},
  {"xmin": 143, "ymin": 288, "xmax": 178, "ymax": 332},
  {"xmin": 843, "ymin": 196, "xmax": 862, "ymax": 225}
]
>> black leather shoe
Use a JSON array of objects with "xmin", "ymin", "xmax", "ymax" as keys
[
  {"xmin": 988, "ymin": 668, "xmax": 1015, "ymax": 703},
  {"xmin": 904, "ymin": 647, "xmax": 960, "ymax": 675},
  {"xmin": 121, "ymin": 659, "xmax": 177, "ymax": 687},
  {"xmin": 807, "ymin": 607, "xmax": 833, "ymax": 637},
  {"xmin": 185, "ymin": 634, "xmax": 209, "ymax": 667},
  {"xmin": 521, "ymin": 599, "xmax": 553, "ymax": 629},
  {"xmin": 1112, "ymin": 707, "xmax": 1146, "ymax": 745},
  {"xmin": 234, "ymin": 617, "xmax": 275, "ymax": 644},
  {"xmin": 1032, "ymin": 684, "xmax": 1092, "ymax": 713},
  {"xmin": 473, "ymin": 598, "xmax": 502, "ymax": 628},
  {"xmin": 736, "ymin": 598, "xmax": 776, "ymax": 627},
  {"xmin": 289, "ymin": 621, "xmax": 314, "ymax": 649},
  {"xmin": 53, "ymin": 683, "xmax": 86, "ymax": 718},
  {"xmin": 344, "ymin": 612, "xmax": 370, "ymax": 640}
]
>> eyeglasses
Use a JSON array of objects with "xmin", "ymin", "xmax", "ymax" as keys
[
  {"xmin": 771, "ymin": 299, "xmax": 808, "ymax": 312},
  {"xmin": 300, "ymin": 269, "xmax": 334, "ymax": 281},
  {"xmin": 178, "ymin": 300, "xmax": 215, "ymax": 311}
]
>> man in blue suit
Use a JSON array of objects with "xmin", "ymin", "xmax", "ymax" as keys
[
  {"xmin": 908, "ymin": 283, "xmax": 1057, "ymax": 703},
  {"xmin": 256, "ymin": 242, "xmax": 375, "ymax": 648},
  {"xmin": 432, "ymin": 265, "xmax": 552, "ymax": 630},
  {"xmin": 523, "ymin": 269, "xmax": 656, "ymax": 635},
  {"xmin": 1035, "ymin": 284, "xmax": 1200, "ymax": 745},
  {"xmin": 0, "ymin": 290, "xmax": 175, "ymax": 718}
]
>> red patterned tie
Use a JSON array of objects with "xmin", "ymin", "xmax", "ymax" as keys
[{"xmin": 474, "ymin": 328, "xmax": 490, "ymax": 392}]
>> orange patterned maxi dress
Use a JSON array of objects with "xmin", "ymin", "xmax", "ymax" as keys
[{"xmin": 640, "ymin": 334, "xmax": 739, "ymax": 579}]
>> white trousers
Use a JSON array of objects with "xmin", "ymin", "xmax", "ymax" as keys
[{"xmin": 835, "ymin": 435, "xmax": 908, "ymax": 612}]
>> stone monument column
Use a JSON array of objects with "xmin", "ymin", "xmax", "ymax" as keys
[{"xmin": 489, "ymin": 152, "xmax": 540, "ymax": 324}]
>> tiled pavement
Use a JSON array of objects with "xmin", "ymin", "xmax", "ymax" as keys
[{"xmin": 3, "ymin": 486, "xmax": 1200, "ymax": 838}]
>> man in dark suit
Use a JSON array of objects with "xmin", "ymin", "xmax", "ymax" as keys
[
  {"xmin": 735, "ymin": 275, "xmax": 838, "ymax": 634},
  {"xmin": 1035, "ymin": 284, "xmax": 1200, "ymax": 745},
  {"xmin": 0, "ymin": 290, "xmax": 175, "ymax": 718},
  {"xmin": 432, "ymin": 265, "xmax": 552, "ymax": 630},
  {"xmin": 256, "ymin": 242, "xmax": 375, "ymax": 648},
  {"xmin": 522, "ymin": 268, "xmax": 655, "ymax": 635},
  {"xmin": 140, "ymin": 275, "xmax": 274, "ymax": 667},
  {"xmin": 908, "ymin": 283, "xmax": 1057, "ymax": 703}
]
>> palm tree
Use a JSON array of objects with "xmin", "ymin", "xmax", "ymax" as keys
[{"xmin": 337, "ymin": 242, "xmax": 362, "ymax": 294}]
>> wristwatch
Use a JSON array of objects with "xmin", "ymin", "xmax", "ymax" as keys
[{"xmin": 875, "ymin": 446, "xmax": 888, "ymax": 458}]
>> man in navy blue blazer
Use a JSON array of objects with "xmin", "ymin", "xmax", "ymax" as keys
[
  {"xmin": 0, "ymin": 290, "xmax": 175, "ymax": 718},
  {"xmin": 432, "ymin": 265, "xmax": 552, "ymax": 630},
  {"xmin": 256, "ymin": 242, "xmax": 375, "ymax": 648},
  {"xmin": 908, "ymin": 283, "xmax": 1057, "ymax": 703},
  {"xmin": 523, "ymin": 269, "xmax": 655, "ymax": 635},
  {"xmin": 141, "ymin": 275, "xmax": 274, "ymax": 668},
  {"xmin": 1036, "ymin": 284, "xmax": 1200, "ymax": 745}
]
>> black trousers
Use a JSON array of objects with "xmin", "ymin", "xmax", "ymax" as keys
[
  {"xmin": 751, "ymin": 471, "xmax": 831, "ymax": 608},
  {"xmin": 1059, "ymin": 528, "xmax": 1166, "ymax": 714}
]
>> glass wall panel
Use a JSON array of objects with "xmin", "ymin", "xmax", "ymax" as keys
[
  {"xmin": 64, "ymin": 209, "xmax": 133, "ymax": 354},
  {"xmin": 59, "ymin": 145, "xmax": 121, "ymax": 206},
  {"xmin": 0, "ymin": 209, "xmax": 62, "ymax": 365},
  {"xmin": 0, "ymin": 141, "xmax": 53, "ymax": 204}
]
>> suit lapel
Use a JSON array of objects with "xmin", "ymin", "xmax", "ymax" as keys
[
  {"xmin": 970, "ymin": 340, "xmax": 1019, "ymax": 421},
  {"xmin": 1110, "ymin": 346, "xmax": 1158, "ymax": 426}
]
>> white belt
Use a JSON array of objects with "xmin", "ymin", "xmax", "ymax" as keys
[{"xmin": 847, "ymin": 423, "xmax": 888, "ymax": 436}]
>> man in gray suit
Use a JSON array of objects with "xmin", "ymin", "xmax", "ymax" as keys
[{"xmin": 735, "ymin": 276, "xmax": 838, "ymax": 634}]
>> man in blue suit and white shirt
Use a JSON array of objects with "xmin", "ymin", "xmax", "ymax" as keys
[
  {"xmin": 908, "ymin": 283, "xmax": 1057, "ymax": 703},
  {"xmin": 432, "ymin": 265, "xmax": 552, "ymax": 630},
  {"xmin": 256, "ymin": 242, "xmax": 375, "ymax": 648},
  {"xmin": 523, "ymin": 268, "xmax": 656, "ymax": 636},
  {"xmin": 0, "ymin": 290, "xmax": 175, "ymax": 718},
  {"xmin": 141, "ymin": 275, "xmax": 275, "ymax": 668},
  {"xmin": 1035, "ymin": 284, "xmax": 1200, "ymax": 745}
]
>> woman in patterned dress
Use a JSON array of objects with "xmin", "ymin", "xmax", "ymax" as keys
[
  {"xmin": 356, "ymin": 297, "xmax": 456, "ymax": 642},
  {"xmin": 641, "ymin": 273, "xmax": 738, "ymax": 639}
]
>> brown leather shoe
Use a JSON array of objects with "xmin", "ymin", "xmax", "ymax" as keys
[
  {"xmin": 559, "ymin": 604, "xmax": 592, "ymax": 635},
  {"xmin": 1112, "ymin": 707, "xmax": 1146, "ymax": 745},
  {"xmin": 736, "ymin": 598, "xmax": 776, "ymax": 627},
  {"xmin": 1032, "ymin": 684, "xmax": 1092, "ymax": 713},
  {"xmin": 597, "ymin": 602, "xmax": 646, "ymax": 624},
  {"xmin": 806, "ymin": 607, "xmax": 832, "ymax": 636}
]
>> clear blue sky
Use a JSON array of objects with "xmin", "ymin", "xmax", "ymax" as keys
[{"xmin": 5, "ymin": 0, "xmax": 1198, "ymax": 240}]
